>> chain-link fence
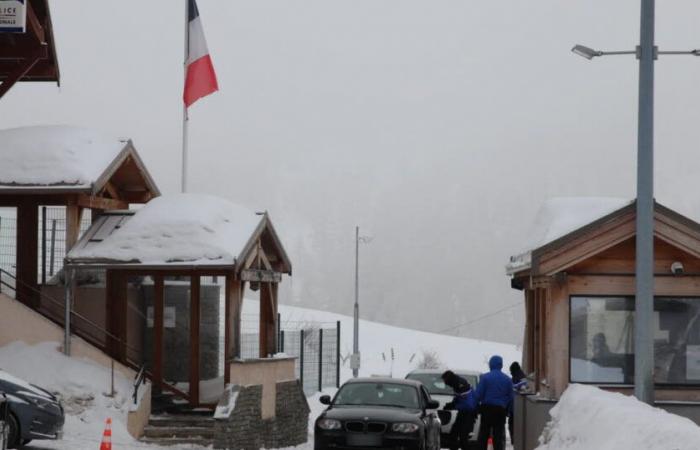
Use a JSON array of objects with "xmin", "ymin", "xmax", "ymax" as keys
[
  {"xmin": 241, "ymin": 316, "xmax": 341, "ymax": 395},
  {"xmin": 0, "ymin": 207, "xmax": 91, "ymax": 297}
]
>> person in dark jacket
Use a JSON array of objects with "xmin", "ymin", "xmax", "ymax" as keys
[
  {"xmin": 474, "ymin": 355, "xmax": 513, "ymax": 450},
  {"xmin": 442, "ymin": 370, "xmax": 477, "ymax": 450},
  {"xmin": 508, "ymin": 361, "xmax": 527, "ymax": 444}
]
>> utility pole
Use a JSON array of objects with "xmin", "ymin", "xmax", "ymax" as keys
[
  {"xmin": 352, "ymin": 226, "xmax": 360, "ymax": 378},
  {"xmin": 572, "ymin": 0, "xmax": 700, "ymax": 405},
  {"xmin": 634, "ymin": 0, "xmax": 656, "ymax": 405}
]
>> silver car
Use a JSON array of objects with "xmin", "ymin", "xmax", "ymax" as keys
[{"xmin": 406, "ymin": 369, "xmax": 481, "ymax": 448}]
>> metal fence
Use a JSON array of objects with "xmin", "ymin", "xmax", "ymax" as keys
[
  {"xmin": 241, "ymin": 316, "xmax": 341, "ymax": 395},
  {"xmin": 0, "ymin": 207, "xmax": 91, "ymax": 297}
]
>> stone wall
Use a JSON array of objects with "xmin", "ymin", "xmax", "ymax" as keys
[{"xmin": 214, "ymin": 380, "xmax": 309, "ymax": 450}]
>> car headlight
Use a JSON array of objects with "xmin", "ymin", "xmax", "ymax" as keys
[
  {"xmin": 317, "ymin": 418, "xmax": 342, "ymax": 430},
  {"xmin": 392, "ymin": 422, "xmax": 420, "ymax": 433},
  {"xmin": 19, "ymin": 393, "xmax": 57, "ymax": 412}
]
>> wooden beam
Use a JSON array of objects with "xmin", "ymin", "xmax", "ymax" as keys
[
  {"xmin": 260, "ymin": 283, "xmax": 271, "ymax": 358},
  {"xmin": 259, "ymin": 249, "xmax": 273, "ymax": 271},
  {"xmin": 65, "ymin": 204, "xmax": 83, "ymax": 252},
  {"xmin": 76, "ymin": 194, "xmax": 127, "ymax": 211},
  {"xmin": 190, "ymin": 276, "xmax": 200, "ymax": 406},
  {"xmin": 0, "ymin": 44, "xmax": 48, "ymax": 60},
  {"xmin": 25, "ymin": 0, "xmax": 46, "ymax": 44},
  {"xmin": 224, "ymin": 276, "xmax": 232, "ymax": 384},
  {"xmin": 153, "ymin": 276, "xmax": 164, "ymax": 392},
  {"xmin": 102, "ymin": 181, "xmax": 120, "ymax": 200},
  {"xmin": 230, "ymin": 280, "xmax": 244, "ymax": 360},
  {"xmin": 119, "ymin": 190, "xmax": 152, "ymax": 204},
  {"xmin": 0, "ymin": 44, "xmax": 45, "ymax": 99},
  {"xmin": 240, "ymin": 269, "xmax": 282, "ymax": 283}
]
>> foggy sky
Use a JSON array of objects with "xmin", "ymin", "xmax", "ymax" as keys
[{"xmin": 4, "ymin": 1, "xmax": 700, "ymax": 344}]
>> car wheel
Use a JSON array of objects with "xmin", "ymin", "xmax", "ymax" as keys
[{"xmin": 7, "ymin": 413, "xmax": 20, "ymax": 449}]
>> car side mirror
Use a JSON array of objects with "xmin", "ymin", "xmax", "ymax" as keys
[
  {"xmin": 320, "ymin": 395, "xmax": 332, "ymax": 405},
  {"xmin": 426, "ymin": 399, "xmax": 440, "ymax": 409}
]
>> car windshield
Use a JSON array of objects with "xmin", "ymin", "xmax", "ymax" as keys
[
  {"xmin": 334, "ymin": 382, "xmax": 420, "ymax": 409},
  {"xmin": 406, "ymin": 373, "xmax": 478, "ymax": 396}
]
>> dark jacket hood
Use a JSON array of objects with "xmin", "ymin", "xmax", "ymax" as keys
[{"xmin": 489, "ymin": 355, "xmax": 503, "ymax": 371}]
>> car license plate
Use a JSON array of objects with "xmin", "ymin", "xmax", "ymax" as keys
[{"xmin": 347, "ymin": 434, "xmax": 382, "ymax": 447}]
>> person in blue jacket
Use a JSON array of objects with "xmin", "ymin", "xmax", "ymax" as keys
[
  {"xmin": 474, "ymin": 355, "xmax": 513, "ymax": 450},
  {"xmin": 441, "ymin": 370, "xmax": 477, "ymax": 450}
]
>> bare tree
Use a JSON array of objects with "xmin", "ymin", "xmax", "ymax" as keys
[{"xmin": 417, "ymin": 349, "xmax": 442, "ymax": 370}]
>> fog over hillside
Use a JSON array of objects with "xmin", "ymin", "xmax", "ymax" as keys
[{"xmin": 4, "ymin": 1, "xmax": 700, "ymax": 344}]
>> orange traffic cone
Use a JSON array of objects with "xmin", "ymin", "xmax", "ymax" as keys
[
  {"xmin": 487, "ymin": 436, "xmax": 494, "ymax": 450},
  {"xmin": 100, "ymin": 418, "xmax": 112, "ymax": 450}
]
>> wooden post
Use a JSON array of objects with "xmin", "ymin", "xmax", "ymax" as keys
[
  {"xmin": 224, "ymin": 276, "xmax": 232, "ymax": 384},
  {"xmin": 230, "ymin": 279, "xmax": 244, "ymax": 360},
  {"xmin": 65, "ymin": 204, "xmax": 83, "ymax": 253},
  {"xmin": 16, "ymin": 201, "xmax": 39, "ymax": 307},
  {"xmin": 49, "ymin": 219, "xmax": 56, "ymax": 276},
  {"xmin": 190, "ymin": 276, "xmax": 200, "ymax": 406},
  {"xmin": 259, "ymin": 282, "xmax": 278, "ymax": 358},
  {"xmin": 41, "ymin": 206, "xmax": 46, "ymax": 285},
  {"xmin": 153, "ymin": 276, "xmax": 164, "ymax": 392}
]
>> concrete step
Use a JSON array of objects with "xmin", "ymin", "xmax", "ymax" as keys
[
  {"xmin": 148, "ymin": 415, "xmax": 216, "ymax": 428},
  {"xmin": 143, "ymin": 425, "xmax": 215, "ymax": 439},
  {"xmin": 139, "ymin": 436, "xmax": 214, "ymax": 447}
]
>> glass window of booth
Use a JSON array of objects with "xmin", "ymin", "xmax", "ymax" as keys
[{"xmin": 570, "ymin": 296, "xmax": 700, "ymax": 385}]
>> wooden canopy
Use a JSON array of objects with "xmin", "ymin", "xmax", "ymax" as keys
[{"xmin": 0, "ymin": 0, "xmax": 59, "ymax": 99}]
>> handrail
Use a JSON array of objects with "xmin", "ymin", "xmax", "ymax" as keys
[
  {"xmin": 0, "ymin": 268, "xmax": 142, "ymax": 357},
  {"xmin": 133, "ymin": 365, "xmax": 147, "ymax": 405}
]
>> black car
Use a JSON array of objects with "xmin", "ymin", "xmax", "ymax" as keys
[
  {"xmin": 0, "ymin": 370, "xmax": 64, "ymax": 449},
  {"xmin": 315, "ymin": 378, "xmax": 441, "ymax": 450}
]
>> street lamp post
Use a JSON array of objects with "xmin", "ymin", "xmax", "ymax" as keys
[
  {"xmin": 353, "ymin": 226, "xmax": 360, "ymax": 378},
  {"xmin": 573, "ymin": 0, "xmax": 699, "ymax": 404},
  {"xmin": 352, "ymin": 226, "xmax": 372, "ymax": 378}
]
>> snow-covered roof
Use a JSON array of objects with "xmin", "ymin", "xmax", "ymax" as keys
[
  {"xmin": 506, "ymin": 197, "xmax": 633, "ymax": 274},
  {"xmin": 0, "ymin": 125, "xmax": 131, "ymax": 188},
  {"xmin": 68, "ymin": 194, "xmax": 273, "ymax": 267}
]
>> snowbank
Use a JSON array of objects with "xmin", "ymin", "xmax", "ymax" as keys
[
  {"xmin": 0, "ymin": 341, "xmax": 145, "ymax": 449},
  {"xmin": 0, "ymin": 125, "xmax": 128, "ymax": 187},
  {"xmin": 70, "ymin": 193, "xmax": 262, "ymax": 265},
  {"xmin": 507, "ymin": 197, "xmax": 631, "ymax": 273},
  {"xmin": 536, "ymin": 384, "xmax": 700, "ymax": 450}
]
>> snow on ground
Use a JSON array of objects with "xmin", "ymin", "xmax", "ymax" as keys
[
  {"xmin": 0, "ymin": 342, "xmax": 202, "ymax": 450},
  {"xmin": 536, "ymin": 384, "xmax": 700, "ymax": 450},
  {"xmin": 270, "ymin": 301, "xmax": 522, "ymax": 378},
  {"xmin": 0, "ymin": 125, "xmax": 128, "ymax": 187},
  {"xmin": 69, "ymin": 194, "xmax": 263, "ymax": 265}
]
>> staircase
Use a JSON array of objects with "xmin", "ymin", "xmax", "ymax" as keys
[{"xmin": 141, "ymin": 413, "xmax": 217, "ymax": 447}]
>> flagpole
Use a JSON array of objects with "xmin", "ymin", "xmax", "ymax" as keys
[{"xmin": 181, "ymin": 0, "xmax": 189, "ymax": 194}]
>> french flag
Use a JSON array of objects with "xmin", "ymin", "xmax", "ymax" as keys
[{"xmin": 183, "ymin": 0, "xmax": 219, "ymax": 107}]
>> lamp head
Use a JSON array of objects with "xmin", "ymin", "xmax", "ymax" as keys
[{"xmin": 572, "ymin": 44, "xmax": 602, "ymax": 60}]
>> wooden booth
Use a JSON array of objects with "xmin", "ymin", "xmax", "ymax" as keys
[
  {"xmin": 508, "ymin": 198, "xmax": 700, "ymax": 449},
  {"xmin": 65, "ymin": 194, "xmax": 293, "ymax": 408},
  {"xmin": 0, "ymin": 0, "xmax": 60, "ymax": 99},
  {"xmin": 0, "ymin": 125, "xmax": 159, "ymax": 309}
]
